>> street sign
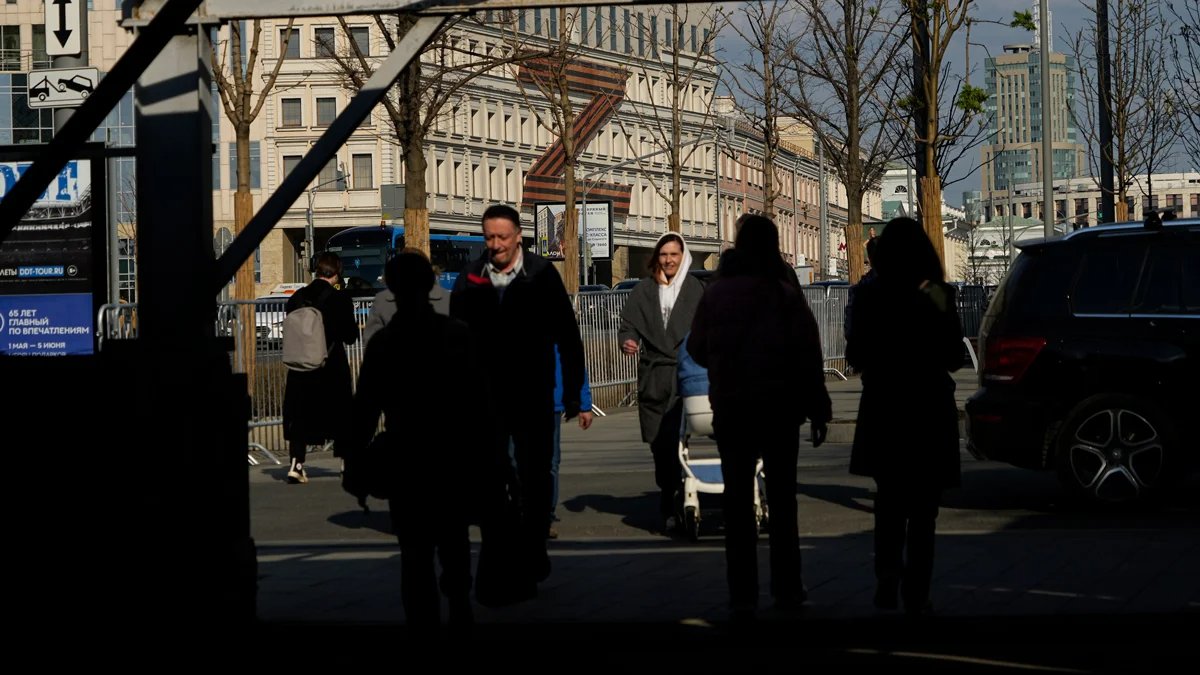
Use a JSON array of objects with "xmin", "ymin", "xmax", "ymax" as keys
[
  {"xmin": 45, "ymin": 0, "xmax": 82, "ymax": 57},
  {"xmin": 26, "ymin": 67, "xmax": 98, "ymax": 110}
]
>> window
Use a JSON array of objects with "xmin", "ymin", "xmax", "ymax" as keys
[
  {"xmin": 624, "ymin": 10, "xmax": 631, "ymax": 53},
  {"xmin": 596, "ymin": 10, "xmax": 604, "ymax": 47},
  {"xmin": 549, "ymin": 9, "xmax": 557, "ymax": 38},
  {"xmin": 519, "ymin": 10, "xmax": 527, "ymax": 33},
  {"xmin": 282, "ymin": 154, "xmax": 302, "ymax": 180},
  {"xmin": 227, "ymin": 141, "xmax": 261, "ymax": 189},
  {"xmin": 702, "ymin": 28, "xmax": 710, "ymax": 54},
  {"xmin": 316, "ymin": 97, "xmax": 336, "ymax": 126},
  {"xmin": 317, "ymin": 158, "xmax": 341, "ymax": 190},
  {"xmin": 650, "ymin": 16, "xmax": 658, "ymax": 57},
  {"xmin": 352, "ymin": 154, "xmax": 373, "ymax": 190},
  {"xmin": 31, "ymin": 25, "xmax": 49, "ymax": 70},
  {"xmin": 280, "ymin": 28, "xmax": 300, "ymax": 59},
  {"xmin": 212, "ymin": 146, "xmax": 221, "ymax": 190},
  {"xmin": 280, "ymin": 98, "xmax": 302, "ymax": 127},
  {"xmin": 1132, "ymin": 243, "xmax": 1195, "ymax": 314},
  {"xmin": 118, "ymin": 238, "xmax": 137, "ymax": 303},
  {"xmin": 1071, "ymin": 241, "xmax": 1147, "ymax": 315},
  {"xmin": 665, "ymin": 19, "xmax": 672, "ymax": 48},
  {"xmin": 534, "ymin": 9, "xmax": 542, "ymax": 35},
  {"xmin": 350, "ymin": 27, "xmax": 370, "ymax": 56},
  {"xmin": 314, "ymin": 27, "xmax": 335, "ymax": 58},
  {"xmin": 637, "ymin": 14, "xmax": 645, "ymax": 56},
  {"xmin": 0, "ymin": 25, "xmax": 19, "ymax": 70},
  {"xmin": 254, "ymin": 247, "xmax": 261, "ymax": 283},
  {"xmin": 610, "ymin": 8, "xmax": 617, "ymax": 51},
  {"xmin": 580, "ymin": 8, "xmax": 588, "ymax": 45}
]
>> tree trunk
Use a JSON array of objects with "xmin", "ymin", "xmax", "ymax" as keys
[
  {"xmin": 234, "ymin": 126, "xmax": 256, "ymax": 393},
  {"xmin": 846, "ymin": 196, "xmax": 865, "ymax": 283},
  {"xmin": 921, "ymin": 174, "xmax": 946, "ymax": 266},
  {"xmin": 402, "ymin": 141, "xmax": 429, "ymax": 256}
]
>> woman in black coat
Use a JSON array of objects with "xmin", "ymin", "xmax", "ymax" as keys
[
  {"xmin": 282, "ymin": 252, "xmax": 360, "ymax": 483},
  {"xmin": 845, "ymin": 217, "xmax": 964, "ymax": 615}
]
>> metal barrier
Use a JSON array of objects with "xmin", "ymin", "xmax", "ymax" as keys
[
  {"xmin": 802, "ymin": 286, "xmax": 849, "ymax": 379},
  {"xmin": 575, "ymin": 290, "xmax": 638, "ymax": 410},
  {"xmin": 98, "ymin": 287, "xmax": 863, "ymax": 453}
]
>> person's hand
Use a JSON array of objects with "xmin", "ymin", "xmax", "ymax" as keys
[
  {"xmin": 577, "ymin": 411, "xmax": 594, "ymax": 430},
  {"xmin": 621, "ymin": 339, "xmax": 639, "ymax": 355},
  {"xmin": 810, "ymin": 421, "xmax": 828, "ymax": 448}
]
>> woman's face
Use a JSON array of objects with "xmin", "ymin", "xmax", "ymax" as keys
[{"xmin": 657, "ymin": 240, "xmax": 683, "ymax": 280}]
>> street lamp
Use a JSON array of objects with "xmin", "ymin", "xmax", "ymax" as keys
[{"xmin": 304, "ymin": 164, "xmax": 347, "ymax": 273}]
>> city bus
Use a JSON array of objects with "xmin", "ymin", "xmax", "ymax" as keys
[{"xmin": 322, "ymin": 225, "xmax": 486, "ymax": 295}]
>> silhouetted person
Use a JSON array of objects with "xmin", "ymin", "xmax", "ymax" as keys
[
  {"xmin": 450, "ymin": 204, "xmax": 585, "ymax": 602},
  {"xmin": 350, "ymin": 250, "xmax": 475, "ymax": 629},
  {"xmin": 845, "ymin": 217, "xmax": 964, "ymax": 616},
  {"xmin": 282, "ymin": 252, "xmax": 358, "ymax": 483},
  {"xmin": 618, "ymin": 232, "xmax": 705, "ymax": 533},
  {"xmin": 363, "ymin": 248, "xmax": 451, "ymax": 343},
  {"xmin": 688, "ymin": 214, "xmax": 832, "ymax": 620}
]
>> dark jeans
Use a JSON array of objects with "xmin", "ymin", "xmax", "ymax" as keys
[
  {"xmin": 507, "ymin": 415, "xmax": 556, "ymax": 579},
  {"xmin": 288, "ymin": 439, "xmax": 307, "ymax": 465},
  {"xmin": 389, "ymin": 498, "xmax": 471, "ymax": 627},
  {"xmin": 873, "ymin": 479, "xmax": 942, "ymax": 609},
  {"xmin": 649, "ymin": 402, "xmax": 684, "ymax": 518},
  {"xmin": 712, "ymin": 404, "xmax": 803, "ymax": 611}
]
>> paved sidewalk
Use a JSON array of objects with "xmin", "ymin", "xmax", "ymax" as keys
[{"xmin": 251, "ymin": 370, "xmax": 1197, "ymax": 668}]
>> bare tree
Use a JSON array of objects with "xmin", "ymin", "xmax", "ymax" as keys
[
  {"xmin": 211, "ymin": 20, "xmax": 294, "ymax": 386},
  {"xmin": 1167, "ymin": 0, "xmax": 1200, "ymax": 172},
  {"xmin": 502, "ymin": 9, "xmax": 628, "ymax": 293},
  {"xmin": 781, "ymin": 0, "xmax": 908, "ymax": 283},
  {"xmin": 327, "ymin": 14, "xmax": 527, "ymax": 255},
  {"xmin": 900, "ymin": 0, "xmax": 988, "ymax": 266},
  {"xmin": 724, "ymin": 1, "xmax": 791, "ymax": 222},
  {"xmin": 1069, "ymin": 0, "xmax": 1180, "ymax": 220},
  {"xmin": 617, "ymin": 5, "xmax": 721, "ymax": 233}
]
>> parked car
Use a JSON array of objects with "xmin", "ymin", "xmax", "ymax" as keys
[
  {"xmin": 612, "ymin": 278, "xmax": 640, "ymax": 291},
  {"xmin": 56, "ymin": 74, "xmax": 94, "ymax": 96},
  {"xmin": 965, "ymin": 216, "xmax": 1198, "ymax": 504}
]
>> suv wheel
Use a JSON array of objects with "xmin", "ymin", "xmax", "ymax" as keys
[{"xmin": 1055, "ymin": 395, "xmax": 1173, "ymax": 503}]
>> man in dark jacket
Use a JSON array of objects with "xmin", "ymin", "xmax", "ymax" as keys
[
  {"xmin": 451, "ymin": 204, "xmax": 585, "ymax": 598},
  {"xmin": 282, "ymin": 252, "xmax": 359, "ymax": 483}
]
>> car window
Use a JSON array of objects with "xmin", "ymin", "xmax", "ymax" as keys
[
  {"xmin": 1070, "ymin": 239, "xmax": 1147, "ymax": 315},
  {"xmin": 1132, "ymin": 237, "xmax": 1199, "ymax": 315}
]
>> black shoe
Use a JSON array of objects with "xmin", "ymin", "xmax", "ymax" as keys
[{"xmin": 772, "ymin": 584, "xmax": 808, "ymax": 611}]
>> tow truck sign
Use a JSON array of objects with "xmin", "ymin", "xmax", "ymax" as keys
[{"xmin": 26, "ymin": 67, "xmax": 98, "ymax": 110}]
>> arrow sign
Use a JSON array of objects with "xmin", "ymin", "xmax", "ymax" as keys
[{"xmin": 45, "ymin": 0, "xmax": 81, "ymax": 57}]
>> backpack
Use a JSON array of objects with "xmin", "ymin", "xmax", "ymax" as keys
[{"xmin": 281, "ymin": 289, "xmax": 331, "ymax": 371}]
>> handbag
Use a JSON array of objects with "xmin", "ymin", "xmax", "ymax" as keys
[{"xmin": 341, "ymin": 430, "xmax": 393, "ymax": 512}]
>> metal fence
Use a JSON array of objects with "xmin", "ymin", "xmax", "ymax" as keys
[{"xmin": 98, "ymin": 283, "xmax": 989, "ymax": 454}]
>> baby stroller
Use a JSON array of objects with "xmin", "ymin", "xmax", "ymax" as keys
[{"xmin": 676, "ymin": 334, "xmax": 768, "ymax": 542}]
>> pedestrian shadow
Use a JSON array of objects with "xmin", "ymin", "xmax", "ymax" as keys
[
  {"xmin": 327, "ymin": 507, "xmax": 394, "ymax": 535},
  {"xmin": 265, "ymin": 465, "xmax": 342, "ymax": 484},
  {"xmin": 796, "ymin": 482, "xmax": 875, "ymax": 515},
  {"xmin": 561, "ymin": 491, "xmax": 667, "ymax": 536}
]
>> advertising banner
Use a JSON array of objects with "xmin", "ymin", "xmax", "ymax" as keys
[
  {"xmin": 0, "ymin": 146, "xmax": 107, "ymax": 356},
  {"xmin": 534, "ymin": 201, "xmax": 613, "ymax": 261}
]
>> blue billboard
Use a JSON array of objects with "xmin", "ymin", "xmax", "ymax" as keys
[{"xmin": 0, "ymin": 147, "xmax": 107, "ymax": 356}]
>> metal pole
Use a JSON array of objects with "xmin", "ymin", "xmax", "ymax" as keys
[
  {"xmin": 791, "ymin": 157, "xmax": 798, "ymax": 264},
  {"xmin": 1096, "ymin": 0, "xmax": 1115, "ymax": 223},
  {"xmin": 580, "ymin": 190, "xmax": 588, "ymax": 286},
  {"xmin": 1039, "ymin": 0, "xmax": 1054, "ymax": 237},
  {"xmin": 53, "ymin": 0, "xmax": 89, "ymax": 133},
  {"xmin": 305, "ymin": 190, "xmax": 315, "ymax": 276},
  {"xmin": 715, "ymin": 124, "xmax": 722, "ymax": 241},
  {"xmin": 819, "ymin": 140, "xmax": 828, "ymax": 279},
  {"xmin": 108, "ymin": 154, "xmax": 120, "ymax": 304}
]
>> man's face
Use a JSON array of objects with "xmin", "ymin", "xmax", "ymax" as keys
[
  {"xmin": 658, "ymin": 240, "xmax": 683, "ymax": 280},
  {"xmin": 483, "ymin": 216, "xmax": 522, "ymax": 271}
]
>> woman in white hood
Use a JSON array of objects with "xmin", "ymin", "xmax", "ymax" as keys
[{"xmin": 618, "ymin": 232, "xmax": 706, "ymax": 533}]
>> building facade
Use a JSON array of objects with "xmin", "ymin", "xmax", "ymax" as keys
[{"xmin": 979, "ymin": 33, "xmax": 1085, "ymax": 218}]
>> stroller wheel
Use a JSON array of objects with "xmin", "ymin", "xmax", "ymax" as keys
[{"xmin": 684, "ymin": 505, "xmax": 700, "ymax": 542}]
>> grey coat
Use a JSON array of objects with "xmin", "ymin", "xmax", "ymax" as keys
[
  {"xmin": 618, "ymin": 276, "xmax": 705, "ymax": 442},
  {"xmin": 362, "ymin": 284, "xmax": 450, "ymax": 344}
]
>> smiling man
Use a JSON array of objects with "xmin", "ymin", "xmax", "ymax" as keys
[{"xmin": 450, "ymin": 203, "xmax": 585, "ymax": 604}]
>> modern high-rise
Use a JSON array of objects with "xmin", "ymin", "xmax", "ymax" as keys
[{"xmin": 979, "ymin": 16, "xmax": 1084, "ymax": 223}]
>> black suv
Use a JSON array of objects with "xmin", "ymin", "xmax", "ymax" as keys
[{"xmin": 966, "ymin": 215, "xmax": 1198, "ymax": 503}]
